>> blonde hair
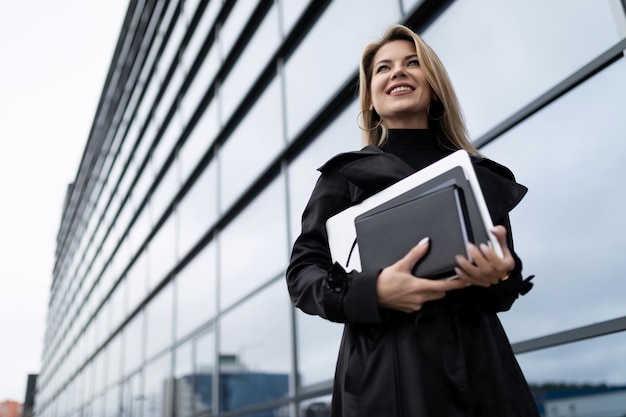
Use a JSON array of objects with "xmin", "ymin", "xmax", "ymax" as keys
[{"xmin": 358, "ymin": 25, "xmax": 479, "ymax": 155}]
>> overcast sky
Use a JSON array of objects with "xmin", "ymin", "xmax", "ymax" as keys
[{"xmin": 0, "ymin": 0, "xmax": 128, "ymax": 402}]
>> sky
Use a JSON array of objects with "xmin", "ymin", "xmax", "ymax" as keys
[{"xmin": 0, "ymin": 0, "xmax": 129, "ymax": 402}]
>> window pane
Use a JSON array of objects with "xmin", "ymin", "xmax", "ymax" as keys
[
  {"xmin": 182, "ymin": 0, "xmax": 221, "ymax": 75},
  {"xmin": 121, "ymin": 372, "xmax": 142, "ymax": 417},
  {"xmin": 284, "ymin": 0, "xmax": 400, "ymax": 139},
  {"xmin": 422, "ymin": 0, "xmax": 623, "ymax": 138},
  {"xmin": 106, "ymin": 333, "xmax": 122, "ymax": 388},
  {"xmin": 126, "ymin": 249, "xmax": 148, "ymax": 314},
  {"xmin": 220, "ymin": 5, "xmax": 280, "ymax": 120},
  {"xmin": 219, "ymin": 79, "xmax": 284, "ymax": 212},
  {"xmin": 480, "ymin": 59, "xmax": 626, "ymax": 342},
  {"xmin": 295, "ymin": 311, "xmax": 343, "ymax": 388},
  {"xmin": 219, "ymin": 178, "xmax": 288, "ymax": 309},
  {"xmin": 103, "ymin": 385, "xmax": 119, "ymax": 417},
  {"xmin": 142, "ymin": 352, "xmax": 172, "ymax": 417},
  {"xmin": 219, "ymin": 280, "xmax": 291, "ymax": 412},
  {"xmin": 179, "ymin": 101, "xmax": 219, "ymax": 183},
  {"xmin": 176, "ymin": 242, "xmax": 217, "ymax": 340},
  {"xmin": 287, "ymin": 100, "xmax": 359, "ymax": 245},
  {"xmin": 174, "ymin": 340, "xmax": 194, "ymax": 417},
  {"xmin": 219, "ymin": 0, "xmax": 257, "ymax": 56},
  {"xmin": 177, "ymin": 162, "xmax": 218, "ymax": 259},
  {"xmin": 151, "ymin": 160, "xmax": 179, "ymax": 225},
  {"xmin": 145, "ymin": 282, "xmax": 174, "ymax": 360},
  {"xmin": 280, "ymin": 0, "xmax": 310, "ymax": 37},
  {"xmin": 180, "ymin": 47, "xmax": 220, "ymax": 126},
  {"xmin": 147, "ymin": 215, "xmax": 177, "ymax": 292},
  {"xmin": 123, "ymin": 312, "xmax": 145, "ymax": 376}
]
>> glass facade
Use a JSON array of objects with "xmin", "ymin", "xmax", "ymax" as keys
[{"xmin": 38, "ymin": 1, "xmax": 626, "ymax": 417}]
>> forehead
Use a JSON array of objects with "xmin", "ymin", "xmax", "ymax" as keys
[{"xmin": 374, "ymin": 40, "xmax": 417, "ymax": 62}]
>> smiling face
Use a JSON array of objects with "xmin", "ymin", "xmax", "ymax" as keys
[{"xmin": 369, "ymin": 40, "xmax": 434, "ymax": 129}]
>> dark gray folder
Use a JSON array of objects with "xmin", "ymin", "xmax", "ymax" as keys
[{"xmin": 354, "ymin": 166, "xmax": 488, "ymax": 279}]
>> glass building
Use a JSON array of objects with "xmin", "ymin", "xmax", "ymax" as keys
[{"xmin": 37, "ymin": 1, "xmax": 626, "ymax": 416}]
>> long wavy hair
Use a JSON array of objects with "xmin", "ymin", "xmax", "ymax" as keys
[{"xmin": 358, "ymin": 25, "xmax": 479, "ymax": 155}]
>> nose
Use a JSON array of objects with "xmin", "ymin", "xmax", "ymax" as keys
[{"xmin": 391, "ymin": 66, "xmax": 406, "ymax": 79}]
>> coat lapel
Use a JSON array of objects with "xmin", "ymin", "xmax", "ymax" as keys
[{"xmin": 319, "ymin": 146, "xmax": 527, "ymax": 220}]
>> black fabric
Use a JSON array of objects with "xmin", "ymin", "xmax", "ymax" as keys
[{"xmin": 286, "ymin": 130, "xmax": 539, "ymax": 417}]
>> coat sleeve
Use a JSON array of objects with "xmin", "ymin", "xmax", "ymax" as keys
[
  {"xmin": 286, "ymin": 168, "xmax": 384, "ymax": 324},
  {"xmin": 467, "ymin": 214, "xmax": 534, "ymax": 313},
  {"xmin": 468, "ymin": 159, "xmax": 534, "ymax": 312}
]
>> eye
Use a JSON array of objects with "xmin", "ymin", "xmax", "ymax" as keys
[
  {"xmin": 375, "ymin": 64, "xmax": 390, "ymax": 73},
  {"xmin": 407, "ymin": 59, "xmax": 420, "ymax": 67}
]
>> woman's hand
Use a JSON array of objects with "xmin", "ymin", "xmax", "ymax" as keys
[
  {"xmin": 454, "ymin": 225, "xmax": 515, "ymax": 287},
  {"xmin": 376, "ymin": 238, "xmax": 468, "ymax": 313}
]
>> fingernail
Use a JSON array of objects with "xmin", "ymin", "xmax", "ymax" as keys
[
  {"xmin": 418, "ymin": 237, "xmax": 430, "ymax": 247},
  {"xmin": 480, "ymin": 243, "xmax": 489, "ymax": 252}
]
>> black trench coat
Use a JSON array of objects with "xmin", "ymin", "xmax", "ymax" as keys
[{"xmin": 286, "ymin": 146, "xmax": 539, "ymax": 417}]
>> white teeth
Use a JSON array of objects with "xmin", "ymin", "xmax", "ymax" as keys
[{"xmin": 389, "ymin": 86, "xmax": 413, "ymax": 94}]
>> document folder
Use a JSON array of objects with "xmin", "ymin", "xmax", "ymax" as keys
[
  {"xmin": 355, "ymin": 184, "xmax": 470, "ymax": 279},
  {"xmin": 325, "ymin": 150, "xmax": 501, "ymax": 278}
]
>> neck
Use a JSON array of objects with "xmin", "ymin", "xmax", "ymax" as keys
[{"xmin": 383, "ymin": 113, "xmax": 429, "ymax": 129}]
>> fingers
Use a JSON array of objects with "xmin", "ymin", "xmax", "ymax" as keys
[
  {"xmin": 395, "ymin": 237, "xmax": 430, "ymax": 271},
  {"xmin": 454, "ymin": 227, "xmax": 515, "ymax": 287},
  {"xmin": 490, "ymin": 225, "xmax": 512, "ymax": 258},
  {"xmin": 377, "ymin": 236, "xmax": 468, "ymax": 313}
]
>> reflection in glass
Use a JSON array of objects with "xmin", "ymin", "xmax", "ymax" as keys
[
  {"xmin": 218, "ymin": 79, "xmax": 284, "ymax": 212},
  {"xmin": 142, "ymin": 353, "xmax": 172, "ymax": 417},
  {"xmin": 284, "ymin": 0, "xmax": 400, "ymax": 139},
  {"xmin": 195, "ymin": 329, "xmax": 215, "ymax": 413},
  {"xmin": 422, "ymin": 0, "xmax": 623, "ymax": 138},
  {"xmin": 174, "ymin": 340, "xmax": 194, "ymax": 417},
  {"xmin": 480, "ymin": 60, "xmax": 626, "ymax": 342},
  {"xmin": 121, "ymin": 372, "xmax": 142, "ymax": 417},
  {"xmin": 175, "ymin": 242, "xmax": 217, "ymax": 340},
  {"xmin": 219, "ymin": 280, "xmax": 291, "ymax": 413},
  {"xmin": 219, "ymin": 178, "xmax": 288, "ymax": 309}
]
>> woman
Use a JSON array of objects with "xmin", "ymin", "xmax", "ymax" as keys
[{"xmin": 286, "ymin": 25, "xmax": 538, "ymax": 416}]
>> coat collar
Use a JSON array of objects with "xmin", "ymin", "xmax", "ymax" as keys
[{"xmin": 319, "ymin": 146, "xmax": 527, "ymax": 221}]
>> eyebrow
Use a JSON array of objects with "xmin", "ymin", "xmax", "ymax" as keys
[{"xmin": 374, "ymin": 54, "xmax": 419, "ymax": 67}]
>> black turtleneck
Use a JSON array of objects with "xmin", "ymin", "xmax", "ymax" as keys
[{"xmin": 380, "ymin": 129, "xmax": 452, "ymax": 172}]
